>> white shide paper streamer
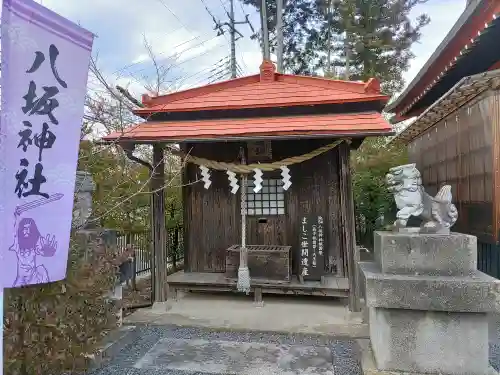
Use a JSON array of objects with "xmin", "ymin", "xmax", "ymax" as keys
[
  {"xmin": 199, "ymin": 166, "xmax": 212, "ymax": 189},
  {"xmin": 227, "ymin": 171, "xmax": 239, "ymax": 194},
  {"xmin": 253, "ymin": 168, "xmax": 263, "ymax": 193},
  {"xmin": 281, "ymin": 165, "xmax": 292, "ymax": 190}
]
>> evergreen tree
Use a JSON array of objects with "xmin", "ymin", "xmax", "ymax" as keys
[{"xmin": 242, "ymin": 0, "xmax": 430, "ymax": 94}]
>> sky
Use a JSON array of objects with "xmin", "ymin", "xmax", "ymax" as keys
[{"xmin": 36, "ymin": 0, "xmax": 467, "ymax": 99}]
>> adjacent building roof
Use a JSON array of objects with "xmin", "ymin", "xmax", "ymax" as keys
[
  {"xmin": 386, "ymin": 0, "xmax": 500, "ymax": 121},
  {"xmin": 102, "ymin": 112, "xmax": 392, "ymax": 143},
  {"xmin": 391, "ymin": 68, "xmax": 500, "ymax": 144},
  {"xmin": 103, "ymin": 60, "xmax": 393, "ymax": 143}
]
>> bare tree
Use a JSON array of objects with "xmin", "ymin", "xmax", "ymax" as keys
[
  {"xmin": 142, "ymin": 36, "xmax": 181, "ymax": 96},
  {"xmin": 78, "ymin": 40, "xmax": 188, "ymax": 230}
]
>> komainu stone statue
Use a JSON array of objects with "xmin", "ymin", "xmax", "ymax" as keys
[{"xmin": 385, "ymin": 163, "xmax": 458, "ymax": 234}]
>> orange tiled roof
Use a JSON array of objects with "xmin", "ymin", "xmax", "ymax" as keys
[
  {"xmin": 103, "ymin": 112, "xmax": 392, "ymax": 142},
  {"xmin": 134, "ymin": 60, "xmax": 389, "ymax": 116}
]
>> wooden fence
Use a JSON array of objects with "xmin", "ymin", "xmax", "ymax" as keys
[
  {"xmin": 477, "ymin": 241, "xmax": 500, "ymax": 279},
  {"xmin": 355, "ymin": 220, "xmax": 374, "ymax": 250},
  {"xmin": 117, "ymin": 226, "xmax": 184, "ymax": 276}
]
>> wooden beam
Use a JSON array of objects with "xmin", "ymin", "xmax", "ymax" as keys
[
  {"xmin": 151, "ymin": 144, "xmax": 168, "ymax": 303},
  {"xmin": 338, "ymin": 143, "xmax": 361, "ymax": 312}
]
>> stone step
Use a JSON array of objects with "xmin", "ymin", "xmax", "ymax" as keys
[
  {"xmin": 133, "ymin": 337, "xmax": 336, "ymax": 374},
  {"xmin": 85, "ymin": 325, "xmax": 137, "ymax": 369}
]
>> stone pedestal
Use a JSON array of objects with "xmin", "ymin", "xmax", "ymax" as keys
[
  {"xmin": 359, "ymin": 231, "xmax": 500, "ymax": 375},
  {"xmin": 73, "ymin": 171, "xmax": 96, "ymax": 229}
]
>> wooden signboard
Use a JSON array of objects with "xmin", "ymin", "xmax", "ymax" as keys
[
  {"xmin": 247, "ymin": 140, "xmax": 272, "ymax": 163},
  {"xmin": 299, "ymin": 215, "xmax": 326, "ymax": 281}
]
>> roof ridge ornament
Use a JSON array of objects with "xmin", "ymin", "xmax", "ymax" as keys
[
  {"xmin": 141, "ymin": 93, "xmax": 152, "ymax": 106},
  {"xmin": 260, "ymin": 59, "xmax": 276, "ymax": 82},
  {"xmin": 364, "ymin": 77, "xmax": 381, "ymax": 94}
]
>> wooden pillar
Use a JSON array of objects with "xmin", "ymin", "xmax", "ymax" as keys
[
  {"xmin": 151, "ymin": 144, "xmax": 168, "ymax": 303},
  {"xmin": 338, "ymin": 142, "xmax": 361, "ymax": 312}
]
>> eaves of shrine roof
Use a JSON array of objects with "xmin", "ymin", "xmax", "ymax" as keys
[{"xmin": 102, "ymin": 112, "xmax": 393, "ymax": 143}]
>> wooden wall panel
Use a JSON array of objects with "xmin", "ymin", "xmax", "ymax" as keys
[
  {"xmin": 408, "ymin": 91, "xmax": 496, "ymax": 242},
  {"xmin": 182, "ymin": 142, "xmax": 242, "ymax": 272},
  {"xmin": 492, "ymin": 92, "xmax": 500, "ymax": 244},
  {"xmin": 271, "ymin": 140, "xmax": 345, "ymax": 278},
  {"xmin": 182, "ymin": 138, "xmax": 346, "ymax": 278}
]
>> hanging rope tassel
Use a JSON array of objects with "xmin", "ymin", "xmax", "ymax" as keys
[{"xmin": 237, "ymin": 173, "xmax": 251, "ymax": 294}]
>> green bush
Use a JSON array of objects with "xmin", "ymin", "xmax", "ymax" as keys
[
  {"xmin": 3, "ymin": 233, "xmax": 120, "ymax": 375},
  {"xmin": 352, "ymin": 137, "xmax": 408, "ymax": 247}
]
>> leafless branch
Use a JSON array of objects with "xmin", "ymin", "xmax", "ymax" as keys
[{"xmin": 142, "ymin": 35, "xmax": 180, "ymax": 96}]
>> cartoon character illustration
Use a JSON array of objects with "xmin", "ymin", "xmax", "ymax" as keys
[{"xmin": 9, "ymin": 193, "xmax": 63, "ymax": 287}]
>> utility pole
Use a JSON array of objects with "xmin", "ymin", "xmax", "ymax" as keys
[
  {"xmin": 209, "ymin": 0, "xmax": 255, "ymax": 78},
  {"xmin": 326, "ymin": 0, "xmax": 332, "ymax": 75},
  {"xmin": 261, "ymin": 0, "xmax": 270, "ymax": 60},
  {"xmin": 276, "ymin": 0, "xmax": 284, "ymax": 72},
  {"xmin": 229, "ymin": 0, "xmax": 237, "ymax": 78},
  {"xmin": 345, "ymin": 32, "xmax": 351, "ymax": 80},
  {"xmin": 344, "ymin": 9, "xmax": 352, "ymax": 80}
]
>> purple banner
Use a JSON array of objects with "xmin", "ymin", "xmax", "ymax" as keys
[
  {"xmin": 0, "ymin": 289, "xmax": 3, "ymax": 375},
  {"xmin": 0, "ymin": 0, "xmax": 94, "ymax": 289}
]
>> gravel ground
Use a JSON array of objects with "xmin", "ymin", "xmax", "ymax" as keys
[
  {"xmin": 86, "ymin": 324, "xmax": 500, "ymax": 375},
  {"xmin": 86, "ymin": 325, "xmax": 361, "ymax": 375},
  {"xmin": 491, "ymin": 343, "xmax": 500, "ymax": 372},
  {"xmin": 490, "ymin": 320, "xmax": 500, "ymax": 372}
]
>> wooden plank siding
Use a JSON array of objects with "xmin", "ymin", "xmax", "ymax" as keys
[
  {"xmin": 181, "ymin": 139, "xmax": 348, "ymax": 279},
  {"xmin": 408, "ymin": 90, "xmax": 497, "ymax": 243},
  {"xmin": 492, "ymin": 92, "xmax": 500, "ymax": 246}
]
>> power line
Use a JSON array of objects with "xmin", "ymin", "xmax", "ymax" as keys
[
  {"xmin": 199, "ymin": 0, "xmax": 232, "ymax": 47},
  {"xmin": 200, "ymin": 0, "xmax": 218, "ymax": 21},
  {"xmin": 155, "ymin": 0, "xmax": 190, "ymax": 31},
  {"xmin": 176, "ymin": 56, "xmax": 230, "ymax": 86},
  {"xmin": 117, "ymin": 42, "xmax": 228, "ymax": 92},
  {"xmin": 112, "ymin": 35, "xmax": 199, "ymax": 75},
  {"xmin": 238, "ymin": 52, "xmax": 250, "ymax": 75},
  {"xmin": 193, "ymin": 56, "xmax": 231, "ymax": 83},
  {"xmin": 131, "ymin": 37, "xmax": 225, "ymax": 77},
  {"xmin": 218, "ymin": 0, "xmax": 229, "ymax": 13},
  {"xmin": 112, "ymin": 35, "xmax": 220, "ymax": 76},
  {"xmin": 237, "ymin": 0, "xmax": 248, "ymax": 19},
  {"xmin": 205, "ymin": 0, "xmax": 255, "ymax": 78},
  {"xmin": 207, "ymin": 66, "xmax": 230, "ymax": 83},
  {"xmin": 186, "ymin": 57, "xmax": 232, "ymax": 88},
  {"xmin": 111, "ymin": 0, "xmax": 223, "ymax": 77},
  {"xmin": 236, "ymin": 62, "xmax": 244, "ymax": 77}
]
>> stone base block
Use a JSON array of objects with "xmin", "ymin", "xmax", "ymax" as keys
[
  {"xmin": 360, "ymin": 261, "xmax": 500, "ymax": 313},
  {"xmin": 358, "ymin": 339, "xmax": 498, "ymax": 375},
  {"xmin": 151, "ymin": 301, "xmax": 173, "ymax": 313},
  {"xmin": 374, "ymin": 231, "xmax": 477, "ymax": 276},
  {"xmin": 368, "ymin": 307, "xmax": 490, "ymax": 375}
]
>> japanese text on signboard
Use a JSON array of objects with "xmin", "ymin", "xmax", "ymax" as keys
[{"xmin": 299, "ymin": 215, "xmax": 325, "ymax": 280}]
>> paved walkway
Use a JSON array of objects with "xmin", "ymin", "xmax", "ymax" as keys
[
  {"xmin": 124, "ymin": 293, "xmax": 366, "ymax": 337},
  {"xmin": 88, "ymin": 325, "xmax": 361, "ymax": 375}
]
